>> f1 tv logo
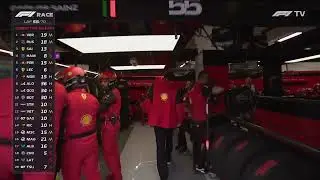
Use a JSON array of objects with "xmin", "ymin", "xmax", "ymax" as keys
[
  {"xmin": 272, "ymin": 11, "xmax": 306, "ymax": 17},
  {"xmin": 15, "ymin": 11, "xmax": 36, "ymax": 18}
]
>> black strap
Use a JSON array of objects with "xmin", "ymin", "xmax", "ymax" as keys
[
  {"xmin": 69, "ymin": 129, "xmax": 97, "ymax": 139},
  {"xmin": 0, "ymin": 137, "xmax": 12, "ymax": 145},
  {"xmin": 191, "ymin": 121, "xmax": 206, "ymax": 128}
]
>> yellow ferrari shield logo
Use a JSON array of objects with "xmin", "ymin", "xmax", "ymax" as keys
[
  {"xmin": 67, "ymin": 71, "xmax": 72, "ymax": 77},
  {"xmin": 160, "ymin": 93, "xmax": 168, "ymax": 102},
  {"xmin": 21, "ymin": 47, "xmax": 25, "ymax": 51},
  {"xmin": 81, "ymin": 93, "xmax": 87, "ymax": 100},
  {"xmin": 81, "ymin": 114, "xmax": 92, "ymax": 126}
]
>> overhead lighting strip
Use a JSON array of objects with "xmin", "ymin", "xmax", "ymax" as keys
[
  {"xmin": 110, "ymin": 65, "xmax": 166, "ymax": 70},
  {"xmin": 0, "ymin": 49, "xmax": 13, "ymax": 56},
  {"xmin": 285, "ymin": 54, "xmax": 320, "ymax": 63},
  {"xmin": 277, "ymin": 32, "xmax": 302, "ymax": 42},
  {"xmin": 55, "ymin": 63, "xmax": 99, "ymax": 75},
  {"xmin": 58, "ymin": 35, "xmax": 180, "ymax": 53}
]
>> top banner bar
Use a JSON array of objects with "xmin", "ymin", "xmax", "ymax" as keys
[
  {"xmin": 1, "ymin": 1, "xmax": 320, "ymax": 26},
  {"xmin": 115, "ymin": 0, "xmax": 320, "ymax": 25}
]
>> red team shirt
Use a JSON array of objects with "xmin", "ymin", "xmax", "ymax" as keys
[
  {"xmin": 188, "ymin": 82, "xmax": 207, "ymax": 122},
  {"xmin": 101, "ymin": 88, "xmax": 122, "ymax": 120},
  {"xmin": 54, "ymin": 82, "xmax": 68, "ymax": 141},
  {"xmin": 64, "ymin": 89, "xmax": 100, "ymax": 137}
]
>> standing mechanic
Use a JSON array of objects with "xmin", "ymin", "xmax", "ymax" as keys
[
  {"xmin": 188, "ymin": 71, "xmax": 224, "ymax": 173},
  {"xmin": 98, "ymin": 71, "xmax": 122, "ymax": 180},
  {"xmin": 0, "ymin": 62, "xmax": 16, "ymax": 180},
  {"xmin": 23, "ymin": 71, "xmax": 68, "ymax": 180},
  {"xmin": 53, "ymin": 71, "xmax": 68, "ymax": 178},
  {"xmin": 148, "ymin": 77, "xmax": 182, "ymax": 180},
  {"xmin": 61, "ymin": 66, "xmax": 101, "ymax": 180},
  {"xmin": 176, "ymin": 81, "xmax": 194, "ymax": 153}
]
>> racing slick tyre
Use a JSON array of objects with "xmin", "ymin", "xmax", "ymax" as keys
[
  {"xmin": 220, "ymin": 136, "xmax": 269, "ymax": 180},
  {"xmin": 211, "ymin": 123, "xmax": 234, "ymax": 137},
  {"xmin": 209, "ymin": 126, "xmax": 247, "ymax": 176},
  {"xmin": 240, "ymin": 152, "xmax": 303, "ymax": 180}
]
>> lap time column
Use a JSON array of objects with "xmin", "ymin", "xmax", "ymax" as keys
[{"xmin": 12, "ymin": 11, "xmax": 55, "ymax": 174}]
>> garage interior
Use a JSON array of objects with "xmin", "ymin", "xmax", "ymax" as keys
[{"xmin": 0, "ymin": 1, "xmax": 320, "ymax": 180}]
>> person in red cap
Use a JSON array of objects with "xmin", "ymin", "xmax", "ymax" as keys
[
  {"xmin": 98, "ymin": 71, "xmax": 122, "ymax": 180},
  {"xmin": 148, "ymin": 76, "xmax": 181, "ymax": 180},
  {"xmin": 0, "ymin": 59, "xmax": 16, "ymax": 180},
  {"xmin": 188, "ymin": 71, "xmax": 224, "ymax": 173},
  {"xmin": 60, "ymin": 66, "xmax": 101, "ymax": 180}
]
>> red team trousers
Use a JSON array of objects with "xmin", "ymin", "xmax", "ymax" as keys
[{"xmin": 102, "ymin": 120, "xmax": 122, "ymax": 180}]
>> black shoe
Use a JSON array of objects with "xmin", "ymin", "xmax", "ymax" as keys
[
  {"xmin": 178, "ymin": 147, "xmax": 188, "ymax": 154},
  {"xmin": 167, "ymin": 157, "xmax": 172, "ymax": 165},
  {"xmin": 176, "ymin": 145, "xmax": 185, "ymax": 150},
  {"xmin": 193, "ymin": 165, "xmax": 206, "ymax": 174}
]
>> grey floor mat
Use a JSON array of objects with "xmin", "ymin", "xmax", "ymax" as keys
[{"xmin": 168, "ymin": 132, "xmax": 206, "ymax": 180}]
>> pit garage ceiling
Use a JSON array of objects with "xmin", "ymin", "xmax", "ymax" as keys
[{"xmin": 185, "ymin": 25, "xmax": 316, "ymax": 50}]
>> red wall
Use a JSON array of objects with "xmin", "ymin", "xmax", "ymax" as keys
[
  {"xmin": 282, "ymin": 71, "xmax": 320, "ymax": 94},
  {"xmin": 206, "ymin": 65, "xmax": 320, "ymax": 148},
  {"xmin": 254, "ymin": 109, "xmax": 320, "ymax": 148},
  {"xmin": 229, "ymin": 71, "xmax": 320, "ymax": 95}
]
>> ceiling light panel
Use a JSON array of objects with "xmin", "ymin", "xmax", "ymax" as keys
[{"xmin": 58, "ymin": 35, "xmax": 180, "ymax": 53}]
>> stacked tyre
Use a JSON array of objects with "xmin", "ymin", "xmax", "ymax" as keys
[
  {"xmin": 217, "ymin": 136, "xmax": 319, "ymax": 180},
  {"xmin": 209, "ymin": 124, "xmax": 247, "ymax": 176},
  {"xmin": 208, "ymin": 124, "xmax": 310, "ymax": 180},
  {"xmin": 240, "ymin": 152, "xmax": 305, "ymax": 180},
  {"xmin": 220, "ymin": 136, "xmax": 270, "ymax": 180}
]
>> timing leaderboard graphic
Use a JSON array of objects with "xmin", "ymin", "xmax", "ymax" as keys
[{"xmin": 12, "ymin": 11, "xmax": 55, "ymax": 173}]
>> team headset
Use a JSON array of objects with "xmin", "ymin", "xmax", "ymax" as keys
[{"xmin": 65, "ymin": 75, "xmax": 88, "ymax": 92}]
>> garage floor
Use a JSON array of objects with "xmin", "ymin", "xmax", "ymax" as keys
[
  {"xmin": 121, "ymin": 123, "xmax": 218, "ymax": 180},
  {"xmin": 57, "ymin": 123, "xmax": 220, "ymax": 180}
]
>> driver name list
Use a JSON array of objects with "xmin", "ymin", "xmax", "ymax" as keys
[{"xmin": 12, "ymin": 11, "xmax": 55, "ymax": 173}]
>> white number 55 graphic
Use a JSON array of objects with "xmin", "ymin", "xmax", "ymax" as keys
[{"xmin": 169, "ymin": 0, "xmax": 203, "ymax": 16}]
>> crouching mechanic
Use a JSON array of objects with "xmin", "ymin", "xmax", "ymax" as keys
[
  {"xmin": 61, "ymin": 66, "xmax": 101, "ymax": 180},
  {"xmin": 98, "ymin": 71, "xmax": 122, "ymax": 180}
]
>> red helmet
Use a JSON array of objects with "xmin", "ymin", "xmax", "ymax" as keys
[
  {"xmin": 63, "ymin": 66, "xmax": 85, "ymax": 82},
  {"xmin": 99, "ymin": 71, "xmax": 117, "ymax": 82}
]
